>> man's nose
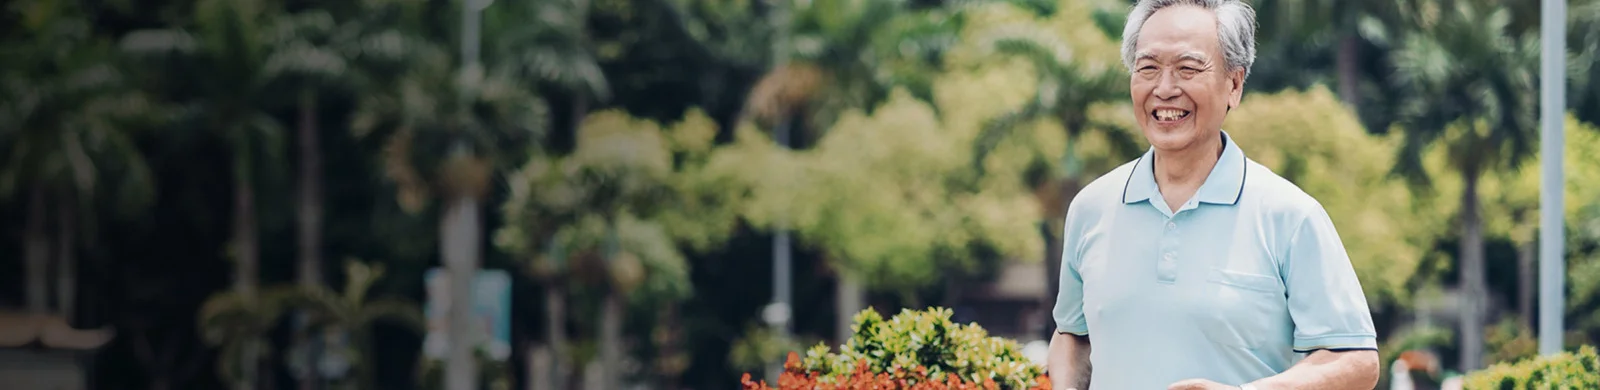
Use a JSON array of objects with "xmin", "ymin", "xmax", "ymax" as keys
[{"xmin": 1153, "ymin": 71, "xmax": 1181, "ymax": 100}]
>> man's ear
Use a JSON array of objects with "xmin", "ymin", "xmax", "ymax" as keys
[{"xmin": 1227, "ymin": 68, "xmax": 1245, "ymax": 110}]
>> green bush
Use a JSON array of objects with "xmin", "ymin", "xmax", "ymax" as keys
[
  {"xmin": 1462, "ymin": 345, "xmax": 1600, "ymax": 389},
  {"xmin": 797, "ymin": 307, "xmax": 1044, "ymax": 389}
]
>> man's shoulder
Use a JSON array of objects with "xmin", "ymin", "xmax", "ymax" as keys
[
  {"xmin": 1070, "ymin": 157, "xmax": 1143, "ymax": 210},
  {"xmin": 1241, "ymin": 159, "xmax": 1329, "ymax": 223}
]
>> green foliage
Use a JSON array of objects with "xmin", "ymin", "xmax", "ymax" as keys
[
  {"xmin": 799, "ymin": 307, "xmax": 1042, "ymax": 389},
  {"xmin": 496, "ymin": 109, "xmax": 735, "ymax": 302},
  {"xmin": 1462, "ymin": 345, "xmax": 1600, "ymax": 389},
  {"xmin": 728, "ymin": 323, "xmax": 804, "ymax": 372},
  {"xmin": 1486, "ymin": 317, "xmax": 1540, "ymax": 367},
  {"xmin": 731, "ymin": 90, "xmax": 1041, "ymax": 289}
]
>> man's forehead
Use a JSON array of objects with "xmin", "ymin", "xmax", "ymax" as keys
[{"xmin": 1132, "ymin": 5, "xmax": 1221, "ymax": 62}]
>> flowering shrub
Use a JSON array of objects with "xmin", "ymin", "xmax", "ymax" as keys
[
  {"xmin": 740, "ymin": 307, "xmax": 1051, "ymax": 389},
  {"xmin": 741, "ymin": 351, "xmax": 1052, "ymax": 390}
]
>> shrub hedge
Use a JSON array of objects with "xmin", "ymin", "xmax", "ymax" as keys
[
  {"xmin": 740, "ymin": 307, "xmax": 1050, "ymax": 389},
  {"xmin": 1462, "ymin": 345, "xmax": 1599, "ymax": 389}
]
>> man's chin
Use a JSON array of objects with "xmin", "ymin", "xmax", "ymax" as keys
[{"xmin": 1141, "ymin": 127, "xmax": 1205, "ymax": 151}]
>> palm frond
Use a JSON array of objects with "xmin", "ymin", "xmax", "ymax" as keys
[
  {"xmin": 118, "ymin": 29, "xmax": 199, "ymax": 57},
  {"xmin": 263, "ymin": 40, "xmax": 350, "ymax": 83},
  {"xmin": 971, "ymin": 103, "xmax": 1045, "ymax": 173},
  {"xmin": 356, "ymin": 299, "xmax": 425, "ymax": 333},
  {"xmin": 978, "ymin": 25, "xmax": 1073, "ymax": 75}
]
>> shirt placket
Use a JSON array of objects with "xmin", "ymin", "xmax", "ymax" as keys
[{"xmin": 1158, "ymin": 217, "xmax": 1180, "ymax": 283}]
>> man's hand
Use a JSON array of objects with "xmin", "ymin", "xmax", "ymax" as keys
[{"xmin": 1167, "ymin": 378, "xmax": 1238, "ymax": 390}]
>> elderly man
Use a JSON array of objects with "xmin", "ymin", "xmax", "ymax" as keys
[{"xmin": 1046, "ymin": 1, "xmax": 1381, "ymax": 389}]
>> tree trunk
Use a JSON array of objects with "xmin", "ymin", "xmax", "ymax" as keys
[
  {"xmin": 1042, "ymin": 220, "xmax": 1062, "ymax": 340},
  {"xmin": 25, "ymin": 187, "xmax": 50, "ymax": 313},
  {"xmin": 56, "ymin": 197, "xmax": 77, "ymax": 322},
  {"xmin": 296, "ymin": 89, "xmax": 324, "ymax": 390},
  {"xmin": 231, "ymin": 153, "xmax": 259, "ymax": 390},
  {"xmin": 1336, "ymin": 32, "xmax": 1361, "ymax": 108},
  {"xmin": 443, "ymin": 195, "xmax": 482, "ymax": 390},
  {"xmin": 233, "ymin": 164, "xmax": 259, "ymax": 297},
  {"xmin": 1459, "ymin": 168, "xmax": 1485, "ymax": 372},
  {"xmin": 298, "ymin": 90, "xmax": 324, "ymax": 288},
  {"xmin": 835, "ymin": 273, "xmax": 864, "ymax": 342},
  {"xmin": 544, "ymin": 284, "xmax": 567, "ymax": 390},
  {"xmin": 598, "ymin": 291, "xmax": 623, "ymax": 390},
  {"xmin": 1518, "ymin": 236, "xmax": 1535, "ymax": 329}
]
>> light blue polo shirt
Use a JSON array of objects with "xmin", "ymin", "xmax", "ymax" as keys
[{"xmin": 1052, "ymin": 130, "xmax": 1377, "ymax": 389}]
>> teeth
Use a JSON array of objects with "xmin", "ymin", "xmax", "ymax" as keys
[{"xmin": 1154, "ymin": 109, "xmax": 1189, "ymax": 121}]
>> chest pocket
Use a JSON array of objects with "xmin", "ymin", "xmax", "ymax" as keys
[{"xmin": 1195, "ymin": 267, "xmax": 1286, "ymax": 349}]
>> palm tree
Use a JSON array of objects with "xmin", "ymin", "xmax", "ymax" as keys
[
  {"xmin": 120, "ymin": 0, "xmax": 287, "ymax": 301},
  {"xmin": 498, "ymin": 111, "xmax": 698, "ymax": 388},
  {"xmin": 739, "ymin": 0, "xmax": 1056, "ymax": 342},
  {"xmin": 196, "ymin": 288, "xmax": 293, "ymax": 390},
  {"xmin": 121, "ymin": 1, "xmax": 296, "ymax": 387},
  {"xmin": 350, "ymin": 34, "xmax": 549, "ymax": 390},
  {"xmin": 0, "ymin": 2, "xmax": 157, "ymax": 320},
  {"xmin": 966, "ymin": 24, "xmax": 1140, "ymax": 333},
  {"xmin": 1386, "ymin": 0, "xmax": 1539, "ymax": 372},
  {"xmin": 1247, "ymin": 0, "xmax": 1405, "ymax": 107},
  {"xmin": 1569, "ymin": 0, "xmax": 1600, "ymax": 127},
  {"xmin": 277, "ymin": 260, "xmax": 425, "ymax": 390},
  {"xmin": 257, "ymin": 5, "xmax": 419, "ymax": 388}
]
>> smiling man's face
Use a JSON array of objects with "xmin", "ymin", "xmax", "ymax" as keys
[{"xmin": 1130, "ymin": 4, "xmax": 1244, "ymax": 152}]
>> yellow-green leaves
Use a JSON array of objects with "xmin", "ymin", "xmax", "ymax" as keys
[
  {"xmin": 800, "ymin": 307, "xmax": 1043, "ymax": 388},
  {"xmin": 729, "ymin": 89, "xmax": 1043, "ymax": 289},
  {"xmin": 1463, "ymin": 345, "xmax": 1600, "ymax": 389}
]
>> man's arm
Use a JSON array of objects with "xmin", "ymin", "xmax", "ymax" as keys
[
  {"xmin": 1047, "ymin": 331, "xmax": 1091, "ymax": 390},
  {"xmin": 1243, "ymin": 349, "xmax": 1378, "ymax": 390}
]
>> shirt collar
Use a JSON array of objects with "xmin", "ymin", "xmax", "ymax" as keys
[{"xmin": 1121, "ymin": 130, "xmax": 1248, "ymax": 206}]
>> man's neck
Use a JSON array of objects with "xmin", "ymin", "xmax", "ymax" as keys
[{"xmin": 1152, "ymin": 133, "xmax": 1224, "ymax": 211}]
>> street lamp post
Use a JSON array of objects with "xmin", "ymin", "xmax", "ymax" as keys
[
  {"xmin": 764, "ymin": 0, "xmax": 794, "ymax": 383},
  {"xmin": 1539, "ymin": 0, "xmax": 1566, "ymax": 356},
  {"xmin": 446, "ymin": 2, "xmax": 495, "ymax": 390}
]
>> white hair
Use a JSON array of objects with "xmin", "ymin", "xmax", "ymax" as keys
[{"xmin": 1120, "ymin": 0, "xmax": 1258, "ymax": 80}]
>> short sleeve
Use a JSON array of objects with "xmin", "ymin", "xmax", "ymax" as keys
[
  {"xmin": 1052, "ymin": 211, "xmax": 1089, "ymax": 336},
  {"xmin": 1283, "ymin": 206, "xmax": 1378, "ymax": 352}
]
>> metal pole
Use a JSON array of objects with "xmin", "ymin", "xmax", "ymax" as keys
[
  {"xmin": 445, "ymin": 2, "xmax": 494, "ymax": 389},
  {"xmin": 764, "ymin": 0, "xmax": 794, "ymax": 383},
  {"xmin": 1539, "ymin": 0, "xmax": 1567, "ymax": 356}
]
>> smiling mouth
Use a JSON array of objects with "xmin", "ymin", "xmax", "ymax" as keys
[{"xmin": 1152, "ymin": 108, "xmax": 1191, "ymax": 122}]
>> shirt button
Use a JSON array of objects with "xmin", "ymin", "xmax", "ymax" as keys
[
  {"xmin": 1167, "ymin": 222, "xmax": 1177, "ymax": 230},
  {"xmin": 1164, "ymin": 253, "xmax": 1175, "ymax": 261}
]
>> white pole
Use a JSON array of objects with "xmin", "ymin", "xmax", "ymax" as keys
[
  {"xmin": 764, "ymin": 0, "xmax": 794, "ymax": 383},
  {"xmin": 1539, "ymin": 0, "xmax": 1567, "ymax": 356}
]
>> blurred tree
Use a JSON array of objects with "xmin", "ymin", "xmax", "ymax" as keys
[
  {"xmin": 1384, "ymin": 0, "xmax": 1541, "ymax": 371},
  {"xmin": 117, "ymin": 0, "xmax": 299, "ymax": 387},
  {"xmin": 255, "ymin": 3, "xmax": 423, "ymax": 388},
  {"xmin": 736, "ymin": 0, "xmax": 1056, "ymax": 342},
  {"xmin": 276, "ymin": 260, "xmax": 425, "ymax": 390},
  {"xmin": 722, "ymin": 88, "xmax": 1043, "ymax": 340},
  {"xmin": 485, "ymin": 0, "xmax": 610, "ymax": 128},
  {"xmin": 1569, "ymin": 0, "xmax": 1600, "ymax": 127},
  {"xmin": 1245, "ymin": 0, "xmax": 1405, "ymax": 108},
  {"xmin": 1421, "ymin": 115, "xmax": 1600, "ymax": 351},
  {"xmin": 195, "ymin": 285, "xmax": 293, "ymax": 390},
  {"xmin": 961, "ymin": 1, "xmax": 1143, "ymax": 321},
  {"xmin": 498, "ymin": 109, "xmax": 732, "ymax": 388},
  {"xmin": 348, "ymin": 31, "xmax": 548, "ymax": 390},
  {"xmin": 0, "ymin": 0, "xmax": 157, "ymax": 319},
  {"xmin": 119, "ymin": 0, "xmax": 287, "ymax": 307}
]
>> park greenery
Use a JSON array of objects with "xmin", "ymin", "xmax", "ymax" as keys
[{"xmin": 5, "ymin": 0, "xmax": 1600, "ymax": 389}]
